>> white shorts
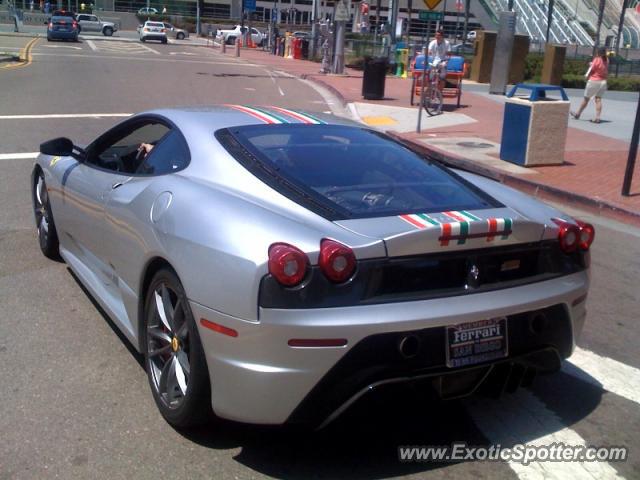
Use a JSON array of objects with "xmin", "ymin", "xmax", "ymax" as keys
[{"xmin": 584, "ymin": 80, "xmax": 607, "ymax": 99}]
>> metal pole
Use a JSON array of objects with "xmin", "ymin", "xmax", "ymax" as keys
[
  {"xmin": 461, "ymin": 0, "xmax": 469, "ymax": 43},
  {"xmin": 310, "ymin": 0, "xmax": 318, "ymax": 58},
  {"xmin": 389, "ymin": 0, "xmax": 398, "ymax": 46},
  {"xmin": 196, "ymin": 0, "xmax": 200, "ymax": 35},
  {"xmin": 407, "ymin": 0, "xmax": 412, "ymax": 45},
  {"xmin": 374, "ymin": 0, "xmax": 381, "ymax": 44},
  {"xmin": 546, "ymin": 0, "xmax": 554, "ymax": 44},
  {"xmin": 593, "ymin": 0, "xmax": 605, "ymax": 55},
  {"xmin": 333, "ymin": 19, "xmax": 345, "ymax": 73},
  {"xmin": 615, "ymin": 0, "xmax": 629, "ymax": 57},
  {"xmin": 417, "ymin": 46, "xmax": 427, "ymax": 133},
  {"xmin": 622, "ymin": 91, "xmax": 640, "ymax": 196}
]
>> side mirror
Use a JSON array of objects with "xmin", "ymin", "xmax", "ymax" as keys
[{"xmin": 40, "ymin": 137, "xmax": 74, "ymax": 156}]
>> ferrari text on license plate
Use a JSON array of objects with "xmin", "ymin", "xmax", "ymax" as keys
[{"xmin": 446, "ymin": 318, "xmax": 508, "ymax": 368}]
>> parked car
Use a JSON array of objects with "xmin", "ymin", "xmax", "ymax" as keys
[
  {"xmin": 139, "ymin": 20, "xmax": 167, "ymax": 43},
  {"xmin": 51, "ymin": 9, "xmax": 75, "ymax": 17},
  {"xmin": 292, "ymin": 30, "xmax": 311, "ymax": 39},
  {"xmin": 217, "ymin": 25, "xmax": 264, "ymax": 46},
  {"xmin": 137, "ymin": 7, "xmax": 158, "ymax": 15},
  {"xmin": 46, "ymin": 14, "xmax": 79, "ymax": 41},
  {"xmin": 33, "ymin": 106, "xmax": 594, "ymax": 429},
  {"xmin": 450, "ymin": 42, "xmax": 475, "ymax": 55},
  {"xmin": 75, "ymin": 13, "xmax": 117, "ymax": 36},
  {"xmin": 163, "ymin": 22, "xmax": 188, "ymax": 40}
]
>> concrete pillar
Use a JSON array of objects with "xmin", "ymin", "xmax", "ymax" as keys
[
  {"xmin": 470, "ymin": 30, "xmax": 496, "ymax": 83},
  {"xmin": 541, "ymin": 44, "xmax": 566, "ymax": 86},
  {"xmin": 509, "ymin": 34, "xmax": 530, "ymax": 84}
]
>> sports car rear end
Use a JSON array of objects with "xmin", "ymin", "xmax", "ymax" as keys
[{"xmin": 189, "ymin": 117, "xmax": 592, "ymax": 427}]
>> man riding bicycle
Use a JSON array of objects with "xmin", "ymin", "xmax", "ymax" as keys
[{"xmin": 427, "ymin": 30, "xmax": 451, "ymax": 92}]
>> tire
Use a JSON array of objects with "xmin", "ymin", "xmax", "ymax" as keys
[
  {"xmin": 140, "ymin": 37, "xmax": 145, "ymax": 42},
  {"xmin": 162, "ymin": 38, "xmax": 167, "ymax": 44},
  {"xmin": 32, "ymin": 170, "xmax": 60, "ymax": 260},
  {"xmin": 142, "ymin": 268, "xmax": 213, "ymax": 428},
  {"xmin": 227, "ymin": 36, "xmax": 236, "ymax": 45},
  {"xmin": 423, "ymin": 86, "xmax": 444, "ymax": 116},
  {"xmin": 47, "ymin": 36, "xmax": 51, "ymax": 41},
  {"xmin": 103, "ymin": 26, "xmax": 113, "ymax": 36},
  {"xmin": 176, "ymin": 32, "xmax": 184, "ymax": 40}
]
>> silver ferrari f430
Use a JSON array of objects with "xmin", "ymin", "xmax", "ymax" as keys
[{"xmin": 32, "ymin": 105, "xmax": 594, "ymax": 429}]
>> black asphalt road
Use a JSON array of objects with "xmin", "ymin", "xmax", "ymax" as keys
[{"xmin": 1, "ymin": 34, "xmax": 639, "ymax": 480}]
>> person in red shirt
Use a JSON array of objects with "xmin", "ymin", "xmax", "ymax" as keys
[{"xmin": 571, "ymin": 47, "xmax": 609, "ymax": 124}]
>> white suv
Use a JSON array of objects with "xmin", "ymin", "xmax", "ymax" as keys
[{"xmin": 139, "ymin": 20, "xmax": 167, "ymax": 43}]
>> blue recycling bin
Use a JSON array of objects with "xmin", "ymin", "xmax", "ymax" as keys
[{"xmin": 500, "ymin": 83, "xmax": 571, "ymax": 167}]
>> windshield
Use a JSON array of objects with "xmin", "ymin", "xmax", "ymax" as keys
[{"xmin": 219, "ymin": 125, "xmax": 499, "ymax": 219}]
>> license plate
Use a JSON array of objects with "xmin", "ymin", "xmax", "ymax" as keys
[{"xmin": 446, "ymin": 318, "xmax": 508, "ymax": 368}]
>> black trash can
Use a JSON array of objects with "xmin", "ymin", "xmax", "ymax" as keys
[
  {"xmin": 362, "ymin": 56, "xmax": 387, "ymax": 100},
  {"xmin": 301, "ymin": 38, "xmax": 310, "ymax": 59}
]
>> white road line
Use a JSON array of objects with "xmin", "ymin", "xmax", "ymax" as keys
[
  {"xmin": 267, "ymin": 70, "xmax": 285, "ymax": 96},
  {"xmin": 0, "ymin": 152, "xmax": 38, "ymax": 160},
  {"xmin": 137, "ymin": 42, "xmax": 161, "ymax": 55},
  {"xmin": 86, "ymin": 40, "xmax": 97, "ymax": 51},
  {"xmin": 41, "ymin": 45, "xmax": 82, "ymax": 50},
  {"xmin": 564, "ymin": 347, "xmax": 640, "ymax": 406},
  {"xmin": 169, "ymin": 51, "xmax": 196, "ymax": 56},
  {"xmin": 0, "ymin": 113, "xmax": 131, "ymax": 120},
  {"xmin": 466, "ymin": 390, "xmax": 624, "ymax": 479},
  {"xmin": 31, "ymin": 52, "xmax": 263, "ymax": 67}
]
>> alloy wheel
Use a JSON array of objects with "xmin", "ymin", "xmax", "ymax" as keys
[{"xmin": 147, "ymin": 283, "xmax": 191, "ymax": 409}]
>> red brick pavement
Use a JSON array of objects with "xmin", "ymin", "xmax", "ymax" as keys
[{"xmin": 229, "ymin": 46, "xmax": 640, "ymax": 224}]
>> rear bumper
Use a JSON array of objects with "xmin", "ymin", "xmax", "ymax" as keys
[
  {"xmin": 140, "ymin": 34, "xmax": 166, "ymax": 41},
  {"xmin": 191, "ymin": 270, "xmax": 589, "ymax": 426},
  {"xmin": 48, "ymin": 30, "xmax": 78, "ymax": 39}
]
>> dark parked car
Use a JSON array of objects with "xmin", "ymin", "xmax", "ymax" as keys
[{"xmin": 47, "ymin": 15, "xmax": 79, "ymax": 42}]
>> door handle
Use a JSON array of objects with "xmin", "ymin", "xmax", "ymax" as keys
[{"xmin": 111, "ymin": 182, "xmax": 124, "ymax": 190}]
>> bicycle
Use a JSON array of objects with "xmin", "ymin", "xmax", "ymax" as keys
[{"xmin": 420, "ymin": 62, "xmax": 444, "ymax": 116}]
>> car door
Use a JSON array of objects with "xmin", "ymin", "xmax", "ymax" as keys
[
  {"xmin": 101, "ymin": 126, "xmax": 190, "ymax": 334},
  {"xmin": 85, "ymin": 14, "xmax": 99, "ymax": 31},
  {"xmin": 76, "ymin": 14, "xmax": 89, "ymax": 30}
]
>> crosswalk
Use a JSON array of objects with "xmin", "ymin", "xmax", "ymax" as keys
[{"xmin": 85, "ymin": 39, "xmax": 161, "ymax": 55}]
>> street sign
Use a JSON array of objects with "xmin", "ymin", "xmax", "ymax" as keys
[
  {"xmin": 243, "ymin": 0, "xmax": 256, "ymax": 12},
  {"xmin": 422, "ymin": 0, "xmax": 442, "ymax": 10},
  {"xmin": 335, "ymin": 0, "xmax": 350, "ymax": 21},
  {"xmin": 419, "ymin": 10, "xmax": 443, "ymax": 21}
]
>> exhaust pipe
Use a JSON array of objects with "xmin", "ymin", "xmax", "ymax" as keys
[{"xmin": 398, "ymin": 335, "xmax": 421, "ymax": 359}]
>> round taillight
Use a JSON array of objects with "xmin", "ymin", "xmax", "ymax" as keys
[
  {"xmin": 268, "ymin": 243, "xmax": 308, "ymax": 287},
  {"xmin": 319, "ymin": 239, "xmax": 356, "ymax": 283},
  {"xmin": 553, "ymin": 218, "xmax": 580, "ymax": 253},
  {"xmin": 575, "ymin": 220, "xmax": 595, "ymax": 251}
]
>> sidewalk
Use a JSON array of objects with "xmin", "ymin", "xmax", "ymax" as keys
[{"xmin": 224, "ymin": 45, "xmax": 640, "ymax": 226}]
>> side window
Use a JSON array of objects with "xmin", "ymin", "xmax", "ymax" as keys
[
  {"xmin": 136, "ymin": 130, "xmax": 190, "ymax": 176},
  {"xmin": 89, "ymin": 15, "xmax": 98, "ymax": 21},
  {"xmin": 77, "ymin": 14, "xmax": 88, "ymax": 20},
  {"xmin": 251, "ymin": 28, "xmax": 259, "ymax": 35},
  {"xmin": 87, "ymin": 121, "xmax": 170, "ymax": 174}
]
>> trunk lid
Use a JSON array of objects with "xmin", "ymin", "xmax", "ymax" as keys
[{"xmin": 335, "ymin": 207, "xmax": 546, "ymax": 256}]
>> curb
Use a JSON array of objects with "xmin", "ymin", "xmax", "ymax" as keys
[
  {"xmin": 388, "ymin": 131, "xmax": 640, "ymax": 227},
  {"xmin": 300, "ymin": 74, "xmax": 349, "ymax": 108}
]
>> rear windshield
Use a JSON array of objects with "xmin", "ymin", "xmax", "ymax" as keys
[
  {"xmin": 146, "ymin": 22, "xmax": 164, "ymax": 27},
  {"xmin": 217, "ymin": 125, "xmax": 499, "ymax": 220}
]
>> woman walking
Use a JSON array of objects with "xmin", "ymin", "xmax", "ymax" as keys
[{"xmin": 571, "ymin": 47, "xmax": 609, "ymax": 124}]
